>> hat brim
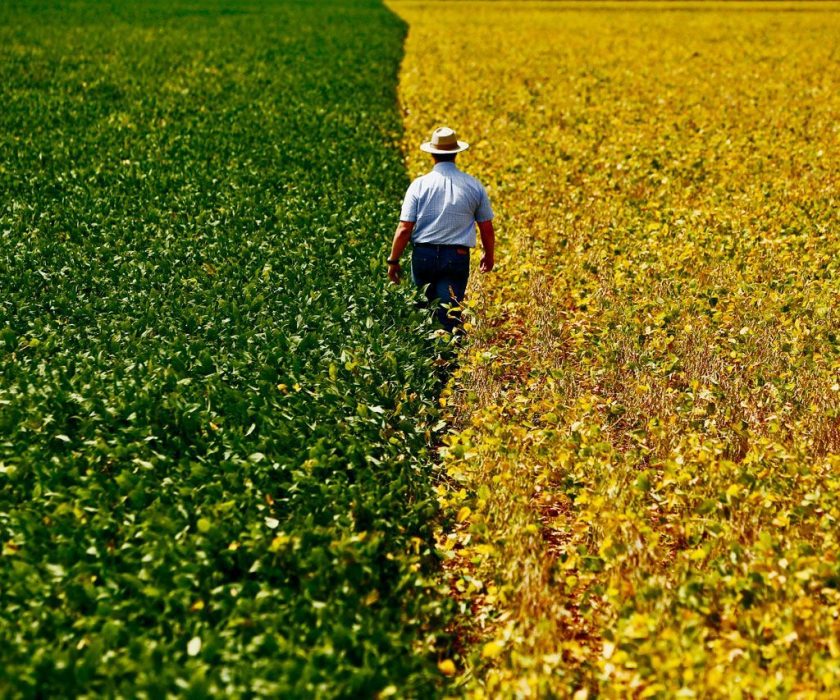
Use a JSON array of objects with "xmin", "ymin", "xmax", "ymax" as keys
[{"xmin": 420, "ymin": 140, "xmax": 469, "ymax": 154}]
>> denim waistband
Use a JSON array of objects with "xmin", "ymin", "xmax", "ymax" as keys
[{"xmin": 413, "ymin": 242, "xmax": 470, "ymax": 250}]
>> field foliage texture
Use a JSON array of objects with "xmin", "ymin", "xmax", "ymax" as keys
[
  {"xmin": 392, "ymin": 1, "xmax": 840, "ymax": 697},
  {"xmin": 0, "ymin": 0, "xmax": 452, "ymax": 696}
]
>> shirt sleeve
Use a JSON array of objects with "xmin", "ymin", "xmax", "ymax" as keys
[
  {"xmin": 475, "ymin": 183, "xmax": 494, "ymax": 222},
  {"xmin": 399, "ymin": 180, "xmax": 419, "ymax": 222}
]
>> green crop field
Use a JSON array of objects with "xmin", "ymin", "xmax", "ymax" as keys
[{"xmin": 0, "ymin": 0, "xmax": 452, "ymax": 696}]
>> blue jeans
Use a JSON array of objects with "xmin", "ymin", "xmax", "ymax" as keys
[{"xmin": 411, "ymin": 244, "xmax": 470, "ymax": 332}]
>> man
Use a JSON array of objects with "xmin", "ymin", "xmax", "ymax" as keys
[{"xmin": 387, "ymin": 126, "xmax": 495, "ymax": 332}]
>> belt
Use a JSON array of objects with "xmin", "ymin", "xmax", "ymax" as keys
[{"xmin": 413, "ymin": 242, "xmax": 469, "ymax": 250}]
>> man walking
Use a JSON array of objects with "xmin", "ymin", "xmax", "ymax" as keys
[{"xmin": 387, "ymin": 126, "xmax": 495, "ymax": 332}]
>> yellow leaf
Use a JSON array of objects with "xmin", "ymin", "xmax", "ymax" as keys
[
  {"xmin": 269, "ymin": 533, "xmax": 290, "ymax": 552},
  {"xmin": 482, "ymin": 640, "xmax": 505, "ymax": 659},
  {"xmin": 438, "ymin": 659, "xmax": 456, "ymax": 676}
]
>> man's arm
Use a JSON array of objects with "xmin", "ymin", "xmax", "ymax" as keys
[
  {"xmin": 478, "ymin": 219, "xmax": 495, "ymax": 273},
  {"xmin": 387, "ymin": 220, "xmax": 414, "ymax": 284}
]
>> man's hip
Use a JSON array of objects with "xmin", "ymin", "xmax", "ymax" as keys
[{"xmin": 411, "ymin": 244, "xmax": 470, "ymax": 286}]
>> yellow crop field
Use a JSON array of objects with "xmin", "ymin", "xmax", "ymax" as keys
[{"xmin": 390, "ymin": 1, "xmax": 840, "ymax": 696}]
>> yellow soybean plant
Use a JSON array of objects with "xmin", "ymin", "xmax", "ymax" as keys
[{"xmin": 390, "ymin": 1, "xmax": 840, "ymax": 697}]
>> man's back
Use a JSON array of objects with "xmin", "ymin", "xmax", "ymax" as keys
[{"xmin": 400, "ymin": 161, "xmax": 493, "ymax": 247}]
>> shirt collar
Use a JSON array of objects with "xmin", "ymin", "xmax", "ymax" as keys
[{"xmin": 432, "ymin": 161, "xmax": 459, "ymax": 173}]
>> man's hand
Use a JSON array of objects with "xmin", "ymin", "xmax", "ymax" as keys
[
  {"xmin": 387, "ymin": 221, "xmax": 413, "ymax": 285},
  {"xmin": 388, "ymin": 261, "xmax": 402, "ymax": 284},
  {"xmin": 480, "ymin": 253, "xmax": 494, "ymax": 273}
]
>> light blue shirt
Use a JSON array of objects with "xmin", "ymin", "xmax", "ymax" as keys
[{"xmin": 399, "ymin": 162, "xmax": 494, "ymax": 247}]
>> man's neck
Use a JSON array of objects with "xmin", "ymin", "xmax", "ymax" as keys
[{"xmin": 433, "ymin": 161, "xmax": 458, "ymax": 172}]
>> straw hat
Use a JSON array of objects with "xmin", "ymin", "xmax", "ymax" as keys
[{"xmin": 420, "ymin": 126, "xmax": 469, "ymax": 154}]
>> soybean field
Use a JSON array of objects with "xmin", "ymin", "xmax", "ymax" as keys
[
  {"xmin": 1, "ymin": 0, "xmax": 450, "ymax": 696},
  {"xmin": 392, "ymin": 1, "xmax": 840, "ymax": 697}
]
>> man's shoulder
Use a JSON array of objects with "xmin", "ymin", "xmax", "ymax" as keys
[
  {"xmin": 409, "ymin": 171, "xmax": 436, "ymax": 188},
  {"xmin": 463, "ymin": 170, "xmax": 486, "ymax": 187}
]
